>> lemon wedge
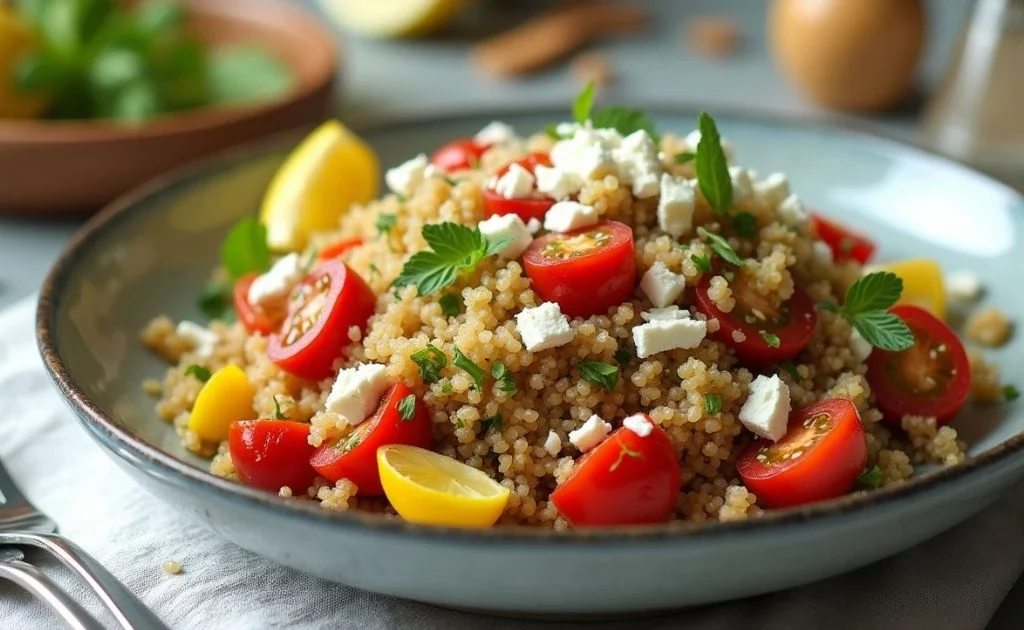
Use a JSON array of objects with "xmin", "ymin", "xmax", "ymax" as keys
[
  {"xmin": 873, "ymin": 258, "xmax": 946, "ymax": 320},
  {"xmin": 260, "ymin": 120, "xmax": 379, "ymax": 252},
  {"xmin": 378, "ymin": 445, "xmax": 510, "ymax": 528},
  {"xmin": 0, "ymin": 6, "xmax": 47, "ymax": 119},
  {"xmin": 316, "ymin": 0, "xmax": 469, "ymax": 39}
]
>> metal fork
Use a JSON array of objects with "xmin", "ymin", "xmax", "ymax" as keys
[
  {"xmin": 0, "ymin": 457, "xmax": 170, "ymax": 630},
  {"xmin": 0, "ymin": 548, "xmax": 103, "ymax": 630}
]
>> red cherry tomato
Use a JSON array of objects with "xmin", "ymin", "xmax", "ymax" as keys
[
  {"xmin": 318, "ymin": 238, "xmax": 363, "ymax": 261},
  {"xmin": 737, "ymin": 398, "xmax": 867, "ymax": 509},
  {"xmin": 267, "ymin": 259, "xmax": 376, "ymax": 381},
  {"xmin": 866, "ymin": 305, "xmax": 971, "ymax": 425},
  {"xmin": 483, "ymin": 153, "xmax": 555, "ymax": 223},
  {"xmin": 810, "ymin": 213, "xmax": 877, "ymax": 264},
  {"xmin": 551, "ymin": 420, "xmax": 680, "ymax": 527},
  {"xmin": 309, "ymin": 382, "xmax": 431, "ymax": 496},
  {"xmin": 693, "ymin": 268, "xmax": 817, "ymax": 364},
  {"xmin": 430, "ymin": 138, "xmax": 488, "ymax": 172},
  {"xmin": 522, "ymin": 220, "xmax": 636, "ymax": 318},
  {"xmin": 229, "ymin": 420, "xmax": 317, "ymax": 493},
  {"xmin": 233, "ymin": 273, "xmax": 280, "ymax": 336}
]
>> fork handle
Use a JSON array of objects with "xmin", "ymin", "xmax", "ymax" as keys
[
  {"xmin": 0, "ymin": 558, "xmax": 104, "ymax": 630},
  {"xmin": 0, "ymin": 532, "xmax": 170, "ymax": 630}
]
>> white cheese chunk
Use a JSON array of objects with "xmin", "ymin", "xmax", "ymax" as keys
[
  {"xmin": 657, "ymin": 174, "xmax": 696, "ymax": 237},
  {"xmin": 850, "ymin": 328, "xmax": 873, "ymax": 362},
  {"xmin": 423, "ymin": 164, "xmax": 445, "ymax": 179},
  {"xmin": 613, "ymin": 130, "xmax": 662, "ymax": 199},
  {"xmin": 738, "ymin": 374, "xmax": 791, "ymax": 441},
  {"xmin": 247, "ymin": 253, "xmax": 304, "ymax": 307},
  {"xmin": 324, "ymin": 363, "xmax": 391, "ymax": 426},
  {"xmin": 475, "ymin": 121, "xmax": 516, "ymax": 146},
  {"xmin": 478, "ymin": 214, "xmax": 532, "ymax": 259},
  {"xmin": 682, "ymin": 129, "xmax": 735, "ymax": 161},
  {"xmin": 777, "ymin": 193, "xmax": 809, "ymax": 227},
  {"xmin": 534, "ymin": 165, "xmax": 583, "ymax": 200},
  {"xmin": 493, "ymin": 162, "xmax": 536, "ymax": 199},
  {"xmin": 176, "ymin": 321, "xmax": 218, "ymax": 359},
  {"xmin": 385, "ymin": 153, "xmax": 429, "ymax": 197},
  {"xmin": 640, "ymin": 305, "xmax": 691, "ymax": 322},
  {"xmin": 640, "ymin": 261, "xmax": 686, "ymax": 308},
  {"xmin": 729, "ymin": 166, "xmax": 753, "ymax": 204},
  {"xmin": 543, "ymin": 430, "xmax": 562, "ymax": 457},
  {"xmin": 543, "ymin": 201, "xmax": 598, "ymax": 233},
  {"xmin": 568, "ymin": 414, "xmax": 613, "ymax": 452},
  {"xmin": 550, "ymin": 127, "xmax": 620, "ymax": 181},
  {"xmin": 515, "ymin": 302, "xmax": 575, "ymax": 352},
  {"xmin": 632, "ymin": 317, "xmax": 708, "ymax": 358},
  {"xmin": 623, "ymin": 413, "xmax": 653, "ymax": 437},
  {"xmin": 554, "ymin": 122, "xmax": 580, "ymax": 137},
  {"xmin": 754, "ymin": 172, "xmax": 790, "ymax": 209},
  {"xmin": 526, "ymin": 217, "xmax": 542, "ymax": 234},
  {"xmin": 946, "ymin": 270, "xmax": 983, "ymax": 302},
  {"xmin": 812, "ymin": 241, "xmax": 834, "ymax": 266}
]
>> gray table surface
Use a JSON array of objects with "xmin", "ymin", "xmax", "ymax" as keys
[{"xmin": 4, "ymin": 0, "xmax": 1023, "ymax": 626}]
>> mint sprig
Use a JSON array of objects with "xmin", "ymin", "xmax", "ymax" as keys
[
  {"xmin": 819, "ymin": 272, "xmax": 913, "ymax": 351},
  {"xmin": 570, "ymin": 81, "xmax": 657, "ymax": 138},
  {"xmin": 697, "ymin": 227, "xmax": 743, "ymax": 266},
  {"xmin": 221, "ymin": 217, "xmax": 271, "ymax": 279},
  {"xmin": 695, "ymin": 112, "xmax": 732, "ymax": 215},
  {"xmin": 395, "ymin": 222, "xmax": 510, "ymax": 295},
  {"xmin": 573, "ymin": 82, "xmax": 596, "ymax": 124},
  {"xmin": 579, "ymin": 360, "xmax": 619, "ymax": 392}
]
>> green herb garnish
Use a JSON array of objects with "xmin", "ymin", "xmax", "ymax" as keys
[
  {"xmin": 368, "ymin": 263, "xmax": 380, "ymax": 278},
  {"xmin": 221, "ymin": 217, "xmax": 271, "ymax": 279},
  {"xmin": 184, "ymin": 364, "xmax": 210, "ymax": 383},
  {"xmin": 703, "ymin": 392, "xmax": 723, "ymax": 414},
  {"xmin": 394, "ymin": 222, "xmax": 510, "ymax": 296},
  {"xmin": 697, "ymin": 227, "xmax": 743, "ymax": 266},
  {"xmin": 818, "ymin": 272, "xmax": 913, "ymax": 351},
  {"xmin": 572, "ymin": 81, "xmax": 596, "ymax": 123},
  {"xmin": 695, "ymin": 112, "xmax": 733, "ymax": 215},
  {"xmin": 691, "ymin": 253, "xmax": 713, "ymax": 273},
  {"xmin": 410, "ymin": 344, "xmax": 447, "ymax": 384},
  {"xmin": 479, "ymin": 413, "xmax": 503, "ymax": 435},
  {"xmin": 491, "ymin": 362, "xmax": 517, "ymax": 396},
  {"xmin": 544, "ymin": 123, "xmax": 564, "ymax": 140},
  {"xmin": 613, "ymin": 348, "xmax": 633, "ymax": 366},
  {"xmin": 1004, "ymin": 385, "xmax": 1020, "ymax": 402},
  {"xmin": 579, "ymin": 360, "xmax": 619, "ymax": 392},
  {"xmin": 674, "ymin": 152, "xmax": 696, "ymax": 164},
  {"xmin": 779, "ymin": 361, "xmax": 800, "ymax": 381},
  {"xmin": 197, "ymin": 282, "xmax": 233, "ymax": 320},
  {"xmin": 441, "ymin": 380, "xmax": 453, "ymax": 394},
  {"xmin": 438, "ymin": 293, "xmax": 461, "ymax": 317},
  {"xmin": 760, "ymin": 331, "xmax": 781, "ymax": 348},
  {"xmin": 571, "ymin": 81, "xmax": 657, "ymax": 138},
  {"xmin": 857, "ymin": 465, "xmax": 883, "ymax": 488},
  {"xmin": 732, "ymin": 212, "xmax": 758, "ymax": 238},
  {"xmin": 609, "ymin": 440, "xmax": 644, "ymax": 472},
  {"xmin": 398, "ymin": 394, "xmax": 417, "ymax": 421},
  {"xmin": 272, "ymin": 395, "xmax": 287, "ymax": 420},
  {"xmin": 376, "ymin": 213, "xmax": 397, "ymax": 237},
  {"xmin": 453, "ymin": 345, "xmax": 487, "ymax": 390},
  {"xmin": 206, "ymin": 45, "xmax": 294, "ymax": 106}
]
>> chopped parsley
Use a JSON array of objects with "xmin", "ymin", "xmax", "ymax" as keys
[
  {"xmin": 397, "ymin": 394, "xmax": 417, "ymax": 421},
  {"xmin": 394, "ymin": 222, "xmax": 510, "ymax": 295},
  {"xmin": 691, "ymin": 253, "xmax": 713, "ymax": 273},
  {"xmin": 368, "ymin": 262, "xmax": 380, "ymax": 278},
  {"xmin": 857, "ymin": 465, "xmax": 883, "ymax": 488},
  {"xmin": 703, "ymin": 392, "xmax": 723, "ymax": 414},
  {"xmin": 779, "ymin": 361, "xmax": 800, "ymax": 381},
  {"xmin": 441, "ymin": 380, "xmax": 453, "ymax": 394},
  {"xmin": 760, "ymin": 331, "xmax": 781, "ymax": 348},
  {"xmin": 491, "ymin": 362, "xmax": 517, "ymax": 396},
  {"xmin": 613, "ymin": 348, "xmax": 633, "ymax": 366},
  {"xmin": 579, "ymin": 360, "xmax": 619, "ymax": 392},
  {"xmin": 453, "ymin": 345, "xmax": 487, "ymax": 390},
  {"xmin": 410, "ymin": 344, "xmax": 447, "ymax": 384},
  {"xmin": 732, "ymin": 212, "xmax": 758, "ymax": 238},
  {"xmin": 1004, "ymin": 384, "xmax": 1020, "ymax": 402},
  {"xmin": 479, "ymin": 413, "xmax": 503, "ymax": 435},
  {"xmin": 694, "ymin": 112, "xmax": 732, "ymax": 215},
  {"xmin": 673, "ymin": 152, "xmax": 696, "ymax": 164},
  {"xmin": 609, "ymin": 439, "xmax": 644, "ymax": 472},
  {"xmin": 272, "ymin": 395, "xmax": 288, "ymax": 419},
  {"xmin": 697, "ymin": 227, "xmax": 743, "ymax": 266},
  {"xmin": 819, "ymin": 272, "xmax": 913, "ymax": 351},
  {"xmin": 377, "ymin": 213, "xmax": 397, "ymax": 234},
  {"xmin": 184, "ymin": 364, "xmax": 211, "ymax": 383},
  {"xmin": 438, "ymin": 292, "xmax": 461, "ymax": 317}
]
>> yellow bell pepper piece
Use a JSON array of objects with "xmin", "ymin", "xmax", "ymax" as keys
[
  {"xmin": 188, "ymin": 365, "xmax": 255, "ymax": 443},
  {"xmin": 874, "ymin": 258, "xmax": 946, "ymax": 320}
]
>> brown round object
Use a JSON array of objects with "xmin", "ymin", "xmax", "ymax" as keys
[{"xmin": 769, "ymin": 0, "xmax": 925, "ymax": 112}]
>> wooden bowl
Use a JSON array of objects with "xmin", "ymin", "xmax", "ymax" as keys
[{"xmin": 0, "ymin": 0, "xmax": 338, "ymax": 214}]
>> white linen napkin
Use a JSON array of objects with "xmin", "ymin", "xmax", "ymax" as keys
[{"xmin": 2, "ymin": 294, "xmax": 1023, "ymax": 630}]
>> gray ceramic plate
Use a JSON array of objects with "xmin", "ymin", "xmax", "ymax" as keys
[{"xmin": 37, "ymin": 109, "xmax": 1024, "ymax": 616}]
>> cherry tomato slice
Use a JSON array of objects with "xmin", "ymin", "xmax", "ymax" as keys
[
  {"xmin": 694, "ymin": 269, "xmax": 817, "ymax": 364},
  {"xmin": 267, "ymin": 259, "xmax": 376, "ymax": 381},
  {"xmin": 309, "ymin": 382, "xmax": 431, "ymax": 496},
  {"xmin": 551, "ymin": 420, "xmax": 680, "ymax": 527},
  {"xmin": 811, "ymin": 213, "xmax": 877, "ymax": 264},
  {"xmin": 483, "ymin": 153, "xmax": 555, "ymax": 223},
  {"xmin": 229, "ymin": 420, "xmax": 317, "ymax": 493},
  {"xmin": 233, "ymin": 273, "xmax": 279, "ymax": 336},
  {"xmin": 737, "ymin": 398, "xmax": 866, "ymax": 509},
  {"xmin": 522, "ymin": 220, "xmax": 636, "ymax": 318},
  {"xmin": 866, "ymin": 305, "xmax": 971, "ymax": 425},
  {"xmin": 318, "ymin": 237, "xmax": 363, "ymax": 261},
  {"xmin": 430, "ymin": 138, "xmax": 488, "ymax": 172}
]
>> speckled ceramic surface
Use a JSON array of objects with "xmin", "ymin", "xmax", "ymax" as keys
[{"xmin": 37, "ymin": 109, "xmax": 1024, "ymax": 615}]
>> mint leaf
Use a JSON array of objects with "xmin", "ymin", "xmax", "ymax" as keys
[
  {"xmin": 1004, "ymin": 385, "xmax": 1020, "ymax": 402},
  {"xmin": 697, "ymin": 227, "xmax": 743, "ymax": 266},
  {"xmin": 221, "ymin": 217, "xmax": 271, "ymax": 279},
  {"xmin": 479, "ymin": 413, "xmax": 503, "ymax": 435},
  {"xmin": 438, "ymin": 293, "xmax": 461, "ymax": 317},
  {"xmin": 857, "ymin": 465, "xmax": 883, "ymax": 488},
  {"xmin": 674, "ymin": 152, "xmax": 696, "ymax": 164},
  {"xmin": 207, "ymin": 45, "xmax": 294, "ymax": 105},
  {"xmin": 376, "ymin": 213, "xmax": 397, "ymax": 237},
  {"xmin": 453, "ymin": 345, "xmax": 487, "ymax": 390},
  {"xmin": 590, "ymin": 107, "xmax": 657, "ymax": 138},
  {"xmin": 184, "ymin": 364, "xmax": 210, "ymax": 383},
  {"xmin": 579, "ymin": 360, "xmax": 619, "ymax": 392},
  {"xmin": 842, "ymin": 272, "xmax": 903, "ymax": 316},
  {"xmin": 704, "ymin": 393, "xmax": 722, "ymax": 414},
  {"xmin": 573, "ymin": 81, "xmax": 596, "ymax": 123},
  {"xmin": 848, "ymin": 311, "xmax": 914, "ymax": 352},
  {"xmin": 398, "ymin": 394, "xmax": 417, "ymax": 421},
  {"xmin": 614, "ymin": 348, "xmax": 633, "ymax": 365},
  {"xmin": 691, "ymin": 253, "xmax": 713, "ymax": 273},
  {"xmin": 732, "ymin": 212, "xmax": 758, "ymax": 238},
  {"xmin": 695, "ymin": 112, "xmax": 732, "ymax": 214},
  {"xmin": 395, "ymin": 223, "xmax": 501, "ymax": 295}
]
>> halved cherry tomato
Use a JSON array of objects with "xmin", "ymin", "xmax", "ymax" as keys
[
  {"xmin": 229, "ymin": 420, "xmax": 317, "ymax": 493},
  {"xmin": 483, "ymin": 152, "xmax": 555, "ymax": 223},
  {"xmin": 866, "ymin": 305, "xmax": 970, "ymax": 425},
  {"xmin": 431, "ymin": 138, "xmax": 488, "ymax": 172},
  {"xmin": 811, "ymin": 213, "xmax": 877, "ymax": 264},
  {"xmin": 522, "ymin": 220, "xmax": 636, "ymax": 318},
  {"xmin": 318, "ymin": 237, "xmax": 363, "ymax": 261},
  {"xmin": 267, "ymin": 259, "xmax": 376, "ymax": 381},
  {"xmin": 233, "ymin": 273, "xmax": 279, "ymax": 336},
  {"xmin": 737, "ymin": 398, "xmax": 866, "ymax": 509},
  {"xmin": 309, "ymin": 382, "xmax": 431, "ymax": 496},
  {"xmin": 551, "ymin": 420, "xmax": 680, "ymax": 527},
  {"xmin": 694, "ymin": 268, "xmax": 817, "ymax": 364}
]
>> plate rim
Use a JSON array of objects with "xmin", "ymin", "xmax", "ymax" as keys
[{"xmin": 36, "ymin": 104, "xmax": 1024, "ymax": 545}]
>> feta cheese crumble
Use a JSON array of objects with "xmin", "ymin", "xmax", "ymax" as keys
[
  {"xmin": 946, "ymin": 270, "xmax": 983, "ymax": 302},
  {"xmin": 613, "ymin": 130, "xmax": 661, "ymax": 198},
  {"xmin": 176, "ymin": 321, "xmax": 217, "ymax": 359},
  {"xmin": 526, "ymin": 217, "xmax": 542, "ymax": 234},
  {"xmin": 247, "ymin": 253, "xmax": 304, "ymax": 307},
  {"xmin": 385, "ymin": 153, "xmax": 429, "ymax": 197},
  {"xmin": 640, "ymin": 261, "xmax": 686, "ymax": 308},
  {"xmin": 728, "ymin": 166, "xmax": 753, "ymax": 204},
  {"xmin": 657, "ymin": 174, "xmax": 696, "ymax": 237},
  {"xmin": 478, "ymin": 214, "xmax": 532, "ymax": 259},
  {"xmin": 494, "ymin": 162, "xmax": 535, "ymax": 199},
  {"xmin": 738, "ymin": 374, "xmax": 791, "ymax": 441},
  {"xmin": 640, "ymin": 305, "xmax": 690, "ymax": 321},
  {"xmin": 475, "ymin": 121, "xmax": 516, "ymax": 146},
  {"xmin": 569, "ymin": 414, "xmax": 612, "ymax": 452},
  {"xmin": 550, "ymin": 127, "xmax": 619, "ymax": 181},
  {"xmin": 534, "ymin": 165, "xmax": 583, "ymax": 200},
  {"xmin": 777, "ymin": 193, "xmax": 809, "ymax": 227},
  {"xmin": 623, "ymin": 414, "xmax": 653, "ymax": 437},
  {"xmin": 543, "ymin": 201, "xmax": 598, "ymax": 233},
  {"xmin": 849, "ymin": 328, "xmax": 873, "ymax": 361},
  {"xmin": 544, "ymin": 430, "xmax": 562, "ymax": 457},
  {"xmin": 515, "ymin": 302, "xmax": 575, "ymax": 352},
  {"xmin": 753, "ymin": 172, "xmax": 790, "ymax": 209},
  {"xmin": 632, "ymin": 315, "xmax": 708, "ymax": 358},
  {"xmin": 812, "ymin": 241, "xmax": 834, "ymax": 266},
  {"xmin": 325, "ymin": 363, "xmax": 391, "ymax": 425}
]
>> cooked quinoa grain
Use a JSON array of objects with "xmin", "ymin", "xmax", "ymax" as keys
[{"xmin": 965, "ymin": 306, "xmax": 1012, "ymax": 347}]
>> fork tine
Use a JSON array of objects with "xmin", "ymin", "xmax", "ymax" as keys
[
  {"xmin": 0, "ymin": 458, "xmax": 56, "ymax": 534},
  {"xmin": 0, "ymin": 456, "xmax": 29, "ymax": 509}
]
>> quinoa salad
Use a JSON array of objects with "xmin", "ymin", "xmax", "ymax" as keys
[{"xmin": 141, "ymin": 87, "xmax": 1016, "ymax": 530}]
